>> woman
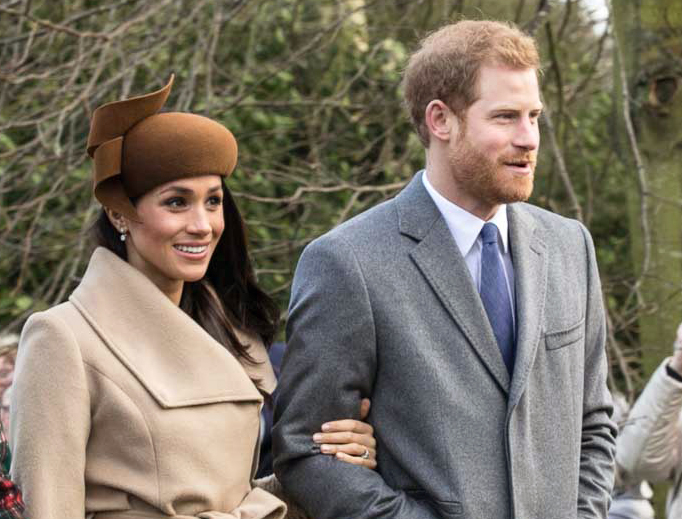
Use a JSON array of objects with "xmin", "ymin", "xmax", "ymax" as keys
[
  {"xmin": 10, "ymin": 76, "xmax": 375, "ymax": 519},
  {"xmin": 608, "ymin": 392, "xmax": 654, "ymax": 519},
  {"xmin": 616, "ymin": 322, "xmax": 682, "ymax": 518}
]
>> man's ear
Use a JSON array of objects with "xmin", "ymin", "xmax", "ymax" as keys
[
  {"xmin": 104, "ymin": 207, "xmax": 128, "ymax": 233},
  {"xmin": 424, "ymin": 100, "xmax": 458, "ymax": 143}
]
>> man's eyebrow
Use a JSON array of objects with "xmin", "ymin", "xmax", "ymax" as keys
[{"xmin": 489, "ymin": 104, "xmax": 544, "ymax": 111}]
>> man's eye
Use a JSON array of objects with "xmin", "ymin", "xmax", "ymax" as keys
[{"xmin": 496, "ymin": 113, "xmax": 515, "ymax": 120}]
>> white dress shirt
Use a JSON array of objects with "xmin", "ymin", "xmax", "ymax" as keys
[{"xmin": 422, "ymin": 171, "xmax": 516, "ymax": 329}]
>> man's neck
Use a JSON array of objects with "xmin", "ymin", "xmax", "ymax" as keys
[{"xmin": 424, "ymin": 169, "xmax": 500, "ymax": 221}]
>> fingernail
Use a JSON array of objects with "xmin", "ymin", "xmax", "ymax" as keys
[
  {"xmin": 313, "ymin": 434, "xmax": 322, "ymax": 442},
  {"xmin": 335, "ymin": 452, "xmax": 345, "ymax": 459},
  {"xmin": 321, "ymin": 445, "xmax": 331, "ymax": 453},
  {"xmin": 321, "ymin": 423, "xmax": 331, "ymax": 431}
]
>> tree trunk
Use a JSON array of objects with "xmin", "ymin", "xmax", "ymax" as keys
[
  {"xmin": 613, "ymin": 0, "xmax": 682, "ymax": 514},
  {"xmin": 614, "ymin": 0, "xmax": 682, "ymax": 374}
]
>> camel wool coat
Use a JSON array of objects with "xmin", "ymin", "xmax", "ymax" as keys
[{"xmin": 10, "ymin": 247, "xmax": 287, "ymax": 519}]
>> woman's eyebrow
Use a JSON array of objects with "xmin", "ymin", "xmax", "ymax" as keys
[
  {"xmin": 158, "ymin": 186, "xmax": 193, "ymax": 196},
  {"xmin": 157, "ymin": 184, "xmax": 222, "ymax": 196}
]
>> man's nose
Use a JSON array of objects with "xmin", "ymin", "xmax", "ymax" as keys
[{"xmin": 512, "ymin": 117, "xmax": 539, "ymax": 151}]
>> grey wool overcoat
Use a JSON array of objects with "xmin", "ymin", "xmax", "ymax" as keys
[
  {"xmin": 273, "ymin": 172, "xmax": 616, "ymax": 519},
  {"xmin": 10, "ymin": 247, "xmax": 287, "ymax": 519}
]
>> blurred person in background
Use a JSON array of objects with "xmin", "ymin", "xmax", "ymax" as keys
[
  {"xmin": 616, "ymin": 323, "xmax": 682, "ymax": 519},
  {"xmin": 0, "ymin": 336, "xmax": 24, "ymax": 518},
  {"xmin": 10, "ymin": 76, "xmax": 375, "ymax": 519},
  {"xmin": 608, "ymin": 392, "xmax": 655, "ymax": 519},
  {"xmin": 0, "ymin": 420, "xmax": 23, "ymax": 519},
  {"xmin": 0, "ymin": 336, "xmax": 17, "ymax": 439}
]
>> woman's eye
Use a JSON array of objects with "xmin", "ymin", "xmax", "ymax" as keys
[
  {"xmin": 164, "ymin": 197, "xmax": 186, "ymax": 208},
  {"xmin": 207, "ymin": 196, "xmax": 223, "ymax": 207}
]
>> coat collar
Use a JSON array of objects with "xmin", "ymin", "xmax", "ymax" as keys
[
  {"xmin": 398, "ymin": 173, "xmax": 511, "ymax": 393},
  {"xmin": 396, "ymin": 173, "xmax": 548, "ymax": 398},
  {"xmin": 70, "ymin": 247, "xmax": 276, "ymax": 408},
  {"xmin": 396, "ymin": 171, "xmax": 442, "ymax": 242},
  {"xmin": 506, "ymin": 203, "xmax": 547, "ymax": 407}
]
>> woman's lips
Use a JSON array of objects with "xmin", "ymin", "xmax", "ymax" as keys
[{"xmin": 173, "ymin": 243, "xmax": 210, "ymax": 259}]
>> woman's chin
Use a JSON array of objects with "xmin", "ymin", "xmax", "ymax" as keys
[
  {"xmin": 183, "ymin": 272, "xmax": 208, "ymax": 283},
  {"xmin": 176, "ymin": 266, "xmax": 210, "ymax": 283}
]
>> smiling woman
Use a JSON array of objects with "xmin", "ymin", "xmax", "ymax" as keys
[
  {"xmin": 9, "ymin": 76, "xmax": 376, "ymax": 519},
  {"xmin": 117, "ymin": 177, "xmax": 227, "ymax": 303}
]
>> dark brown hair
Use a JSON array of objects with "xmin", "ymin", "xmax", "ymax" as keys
[
  {"xmin": 91, "ymin": 182, "xmax": 280, "ymax": 392},
  {"xmin": 402, "ymin": 20, "xmax": 541, "ymax": 147}
]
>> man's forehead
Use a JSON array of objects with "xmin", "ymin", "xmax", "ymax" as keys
[{"xmin": 472, "ymin": 65, "xmax": 541, "ymax": 108}]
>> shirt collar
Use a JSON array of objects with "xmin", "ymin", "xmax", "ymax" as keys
[{"xmin": 422, "ymin": 170, "xmax": 509, "ymax": 256}]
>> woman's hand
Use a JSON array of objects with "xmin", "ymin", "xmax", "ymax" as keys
[
  {"xmin": 312, "ymin": 398, "xmax": 376, "ymax": 469},
  {"xmin": 670, "ymin": 323, "xmax": 682, "ymax": 374}
]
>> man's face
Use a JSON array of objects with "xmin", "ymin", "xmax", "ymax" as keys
[{"xmin": 447, "ymin": 64, "xmax": 542, "ymax": 215}]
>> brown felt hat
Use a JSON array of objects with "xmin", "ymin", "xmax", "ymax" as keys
[{"xmin": 86, "ymin": 75, "xmax": 238, "ymax": 222}]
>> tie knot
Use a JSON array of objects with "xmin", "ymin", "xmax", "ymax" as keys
[{"xmin": 481, "ymin": 223, "xmax": 499, "ymax": 245}]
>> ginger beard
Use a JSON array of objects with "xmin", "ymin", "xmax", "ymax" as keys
[{"xmin": 447, "ymin": 122, "xmax": 536, "ymax": 207}]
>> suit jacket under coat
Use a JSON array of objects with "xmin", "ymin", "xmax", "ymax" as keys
[
  {"xmin": 273, "ymin": 172, "xmax": 616, "ymax": 518},
  {"xmin": 10, "ymin": 247, "xmax": 286, "ymax": 519}
]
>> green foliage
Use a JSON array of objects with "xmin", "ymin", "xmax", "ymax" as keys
[{"xmin": 0, "ymin": 0, "xmax": 649, "ymax": 386}]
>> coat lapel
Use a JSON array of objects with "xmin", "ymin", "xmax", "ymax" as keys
[
  {"xmin": 507, "ymin": 204, "xmax": 548, "ymax": 407},
  {"xmin": 70, "ymin": 248, "xmax": 275, "ymax": 408},
  {"xmin": 397, "ymin": 173, "xmax": 510, "ymax": 393}
]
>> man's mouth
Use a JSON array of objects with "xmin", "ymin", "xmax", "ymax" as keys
[{"xmin": 502, "ymin": 157, "xmax": 535, "ymax": 173}]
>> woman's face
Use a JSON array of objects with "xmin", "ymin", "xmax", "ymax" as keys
[{"xmin": 121, "ymin": 175, "xmax": 225, "ymax": 300}]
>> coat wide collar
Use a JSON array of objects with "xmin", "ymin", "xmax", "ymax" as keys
[{"xmin": 70, "ymin": 248, "xmax": 276, "ymax": 408}]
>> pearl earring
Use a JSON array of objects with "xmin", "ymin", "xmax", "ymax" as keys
[{"xmin": 119, "ymin": 227, "xmax": 127, "ymax": 242}]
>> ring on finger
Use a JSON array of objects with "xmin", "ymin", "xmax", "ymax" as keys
[{"xmin": 361, "ymin": 448, "xmax": 370, "ymax": 460}]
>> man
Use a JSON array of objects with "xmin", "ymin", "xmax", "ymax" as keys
[{"xmin": 273, "ymin": 20, "xmax": 616, "ymax": 518}]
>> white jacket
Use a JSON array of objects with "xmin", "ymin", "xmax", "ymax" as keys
[{"xmin": 617, "ymin": 359, "xmax": 682, "ymax": 518}]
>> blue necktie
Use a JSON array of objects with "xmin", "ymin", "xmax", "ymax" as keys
[{"xmin": 480, "ymin": 222, "xmax": 515, "ymax": 375}]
